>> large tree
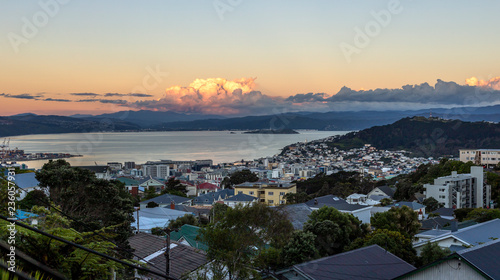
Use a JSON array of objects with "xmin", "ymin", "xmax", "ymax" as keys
[
  {"xmin": 370, "ymin": 205, "xmax": 421, "ymax": 238},
  {"xmin": 304, "ymin": 206, "xmax": 368, "ymax": 256},
  {"xmin": 228, "ymin": 169, "xmax": 258, "ymax": 186},
  {"xmin": 281, "ymin": 230, "xmax": 318, "ymax": 266},
  {"xmin": 420, "ymin": 242, "xmax": 451, "ymax": 266},
  {"xmin": 35, "ymin": 159, "xmax": 135, "ymax": 257},
  {"xmin": 198, "ymin": 203, "xmax": 293, "ymax": 279}
]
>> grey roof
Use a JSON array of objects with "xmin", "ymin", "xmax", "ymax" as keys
[
  {"xmin": 140, "ymin": 193, "xmax": 190, "ymax": 205},
  {"xmin": 128, "ymin": 232, "xmax": 207, "ymax": 279},
  {"xmin": 280, "ymin": 203, "xmax": 313, "ymax": 230},
  {"xmin": 192, "ymin": 189, "xmax": 235, "ymax": 205},
  {"xmin": 458, "ymin": 239, "xmax": 500, "ymax": 279},
  {"xmin": 420, "ymin": 217, "xmax": 452, "ymax": 230},
  {"xmin": 376, "ymin": 185, "xmax": 395, "ymax": 197},
  {"xmin": 138, "ymin": 176, "xmax": 164, "ymax": 185},
  {"xmin": 224, "ymin": 193, "xmax": 257, "ymax": 202},
  {"xmin": 453, "ymin": 219, "xmax": 500, "ymax": 246},
  {"xmin": 388, "ymin": 201, "xmax": 424, "ymax": 210},
  {"xmin": 430, "ymin": 207, "xmax": 455, "ymax": 217},
  {"xmin": 293, "ymin": 245, "xmax": 415, "ymax": 280},
  {"xmin": 12, "ymin": 172, "xmax": 39, "ymax": 189},
  {"xmin": 305, "ymin": 195, "xmax": 370, "ymax": 212},
  {"xmin": 449, "ymin": 245, "xmax": 466, "ymax": 253}
]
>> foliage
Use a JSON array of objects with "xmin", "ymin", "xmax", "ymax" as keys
[
  {"xmin": 419, "ymin": 242, "xmax": 451, "ymax": 266},
  {"xmin": 151, "ymin": 227, "xmax": 165, "ymax": 236},
  {"xmin": 253, "ymin": 247, "xmax": 283, "ymax": 275},
  {"xmin": 0, "ymin": 206, "xmax": 126, "ymax": 279},
  {"xmin": 198, "ymin": 203, "xmax": 293, "ymax": 279},
  {"xmin": 454, "ymin": 208, "xmax": 474, "ymax": 222},
  {"xmin": 160, "ymin": 188, "xmax": 187, "ymax": 197},
  {"xmin": 296, "ymin": 171, "xmax": 380, "ymax": 198},
  {"xmin": 304, "ymin": 206, "xmax": 368, "ymax": 256},
  {"xmin": 422, "ymin": 197, "xmax": 443, "ymax": 213},
  {"xmin": 143, "ymin": 186, "xmax": 160, "ymax": 200},
  {"xmin": 281, "ymin": 230, "xmax": 318, "ymax": 266},
  {"xmin": 348, "ymin": 229, "xmax": 418, "ymax": 265},
  {"xmin": 18, "ymin": 189, "xmax": 50, "ymax": 210},
  {"xmin": 370, "ymin": 206, "xmax": 421, "ymax": 238},
  {"xmin": 379, "ymin": 198, "xmax": 393, "ymax": 206},
  {"xmin": 146, "ymin": 201, "xmax": 159, "ymax": 208},
  {"xmin": 228, "ymin": 169, "xmax": 258, "ymax": 186},
  {"xmin": 465, "ymin": 208, "xmax": 500, "ymax": 223},
  {"xmin": 168, "ymin": 214, "xmax": 198, "ymax": 229},
  {"xmin": 487, "ymin": 171, "xmax": 500, "ymax": 203},
  {"xmin": 210, "ymin": 203, "xmax": 230, "ymax": 223},
  {"xmin": 164, "ymin": 177, "xmax": 187, "ymax": 195},
  {"xmin": 283, "ymin": 192, "xmax": 310, "ymax": 204},
  {"xmin": 35, "ymin": 159, "xmax": 135, "ymax": 258}
]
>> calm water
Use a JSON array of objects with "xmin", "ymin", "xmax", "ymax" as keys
[{"xmin": 8, "ymin": 130, "xmax": 348, "ymax": 169}]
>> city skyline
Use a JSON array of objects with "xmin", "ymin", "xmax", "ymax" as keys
[{"xmin": 1, "ymin": 1, "xmax": 500, "ymax": 115}]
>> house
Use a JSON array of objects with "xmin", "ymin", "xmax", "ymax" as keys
[
  {"xmin": 429, "ymin": 207, "xmax": 455, "ymax": 220},
  {"xmin": 132, "ymin": 207, "xmax": 193, "ymax": 233},
  {"xmin": 459, "ymin": 148, "xmax": 500, "ymax": 168},
  {"xmin": 277, "ymin": 244, "xmax": 415, "ymax": 280},
  {"xmin": 128, "ymin": 232, "xmax": 207, "ymax": 279},
  {"xmin": 75, "ymin": 165, "xmax": 111, "ymax": 180},
  {"xmin": 420, "ymin": 216, "xmax": 454, "ymax": 231},
  {"xmin": 424, "ymin": 167, "xmax": 491, "ymax": 209},
  {"xmin": 169, "ymin": 224, "xmax": 208, "ymax": 251},
  {"xmin": 10, "ymin": 172, "xmax": 43, "ymax": 200},
  {"xmin": 346, "ymin": 193, "xmax": 367, "ymax": 204},
  {"xmin": 234, "ymin": 181, "xmax": 296, "ymax": 206},
  {"xmin": 387, "ymin": 201, "xmax": 426, "ymax": 217},
  {"xmin": 138, "ymin": 176, "xmax": 165, "ymax": 193},
  {"xmin": 367, "ymin": 185, "xmax": 396, "ymax": 198},
  {"xmin": 305, "ymin": 195, "xmax": 372, "ymax": 224},
  {"xmin": 139, "ymin": 193, "xmax": 191, "ymax": 209},
  {"xmin": 223, "ymin": 193, "xmax": 257, "ymax": 208},
  {"xmin": 196, "ymin": 182, "xmax": 220, "ymax": 195},
  {"xmin": 397, "ymin": 239, "xmax": 500, "ymax": 280},
  {"xmin": 116, "ymin": 177, "xmax": 140, "ymax": 196},
  {"xmin": 280, "ymin": 203, "xmax": 313, "ymax": 230},
  {"xmin": 192, "ymin": 189, "xmax": 234, "ymax": 206},
  {"xmin": 413, "ymin": 219, "xmax": 500, "ymax": 254}
]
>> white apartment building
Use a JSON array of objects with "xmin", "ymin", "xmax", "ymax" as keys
[
  {"xmin": 142, "ymin": 164, "xmax": 170, "ymax": 179},
  {"xmin": 459, "ymin": 149, "xmax": 500, "ymax": 168},
  {"xmin": 424, "ymin": 166, "xmax": 491, "ymax": 209}
]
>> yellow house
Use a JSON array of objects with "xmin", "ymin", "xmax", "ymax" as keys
[{"xmin": 234, "ymin": 182, "xmax": 297, "ymax": 206}]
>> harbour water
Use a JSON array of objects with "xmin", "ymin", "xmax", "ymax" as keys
[{"xmin": 8, "ymin": 130, "xmax": 349, "ymax": 169}]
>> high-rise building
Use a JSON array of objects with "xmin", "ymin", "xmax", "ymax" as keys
[{"xmin": 459, "ymin": 149, "xmax": 500, "ymax": 168}]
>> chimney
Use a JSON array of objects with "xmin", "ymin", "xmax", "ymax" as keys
[
  {"xmin": 170, "ymin": 201, "xmax": 175, "ymax": 210},
  {"xmin": 451, "ymin": 219, "xmax": 458, "ymax": 232}
]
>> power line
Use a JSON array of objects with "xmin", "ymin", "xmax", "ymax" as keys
[{"xmin": 0, "ymin": 215, "xmax": 177, "ymax": 280}]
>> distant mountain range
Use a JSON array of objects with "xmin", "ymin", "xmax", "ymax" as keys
[
  {"xmin": 322, "ymin": 116, "xmax": 500, "ymax": 157},
  {"xmin": 0, "ymin": 105, "xmax": 499, "ymax": 138}
]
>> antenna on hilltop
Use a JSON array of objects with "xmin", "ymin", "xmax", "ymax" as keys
[{"xmin": 429, "ymin": 109, "xmax": 432, "ymax": 118}]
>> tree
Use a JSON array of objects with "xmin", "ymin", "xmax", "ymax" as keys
[
  {"xmin": 370, "ymin": 206, "xmax": 421, "ymax": 238},
  {"xmin": 282, "ymin": 231, "xmax": 318, "ymax": 266},
  {"xmin": 420, "ymin": 242, "xmax": 451, "ymax": 266},
  {"xmin": 423, "ymin": 197, "xmax": 442, "ymax": 213},
  {"xmin": 18, "ymin": 189, "xmax": 50, "ymax": 210},
  {"xmin": 198, "ymin": 203, "xmax": 293, "ymax": 279},
  {"xmin": 454, "ymin": 208, "xmax": 474, "ymax": 222},
  {"xmin": 228, "ymin": 169, "xmax": 258, "ymax": 186},
  {"xmin": 304, "ymin": 206, "xmax": 368, "ymax": 256},
  {"xmin": 143, "ymin": 186, "xmax": 159, "ymax": 200},
  {"xmin": 465, "ymin": 208, "xmax": 500, "ymax": 223},
  {"xmin": 146, "ymin": 201, "xmax": 159, "ymax": 208},
  {"xmin": 348, "ymin": 229, "xmax": 418, "ymax": 265},
  {"xmin": 165, "ymin": 177, "xmax": 187, "ymax": 194},
  {"xmin": 35, "ymin": 159, "xmax": 135, "ymax": 257},
  {"xmin": 379, "ymin": 198, "xmax": 393, "ymax": 206},
  {"xmin": 168, "ymin": 214, "xmax": 198, "ymax": 229},
  {"xmin": 283, "ymin": 192, "xmax": 310, "ymax": 204}
]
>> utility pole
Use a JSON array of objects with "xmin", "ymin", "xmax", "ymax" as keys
[{"xmin": 164, "ymin": 227, "xmax": 179, "ymax": 278}]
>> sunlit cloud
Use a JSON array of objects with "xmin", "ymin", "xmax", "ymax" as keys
[
  {"xmin": 466, "ymin": 76, "xmax": 500, "ymax": 90},
  {"xmin": 0, "ymin": 93, "xmax": 42, "ymax": 99},
  {"xmin": 70, "ymin": 92, "xmax": 100, "ymax": 97},
  {"xmin": 104, "ymin": 93, "xmax": 154, "ymax": 97}
]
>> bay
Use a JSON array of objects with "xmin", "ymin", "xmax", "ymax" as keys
[{"xmin": 8, "ymin": 130, "xmax": 348, "ymax": 169}]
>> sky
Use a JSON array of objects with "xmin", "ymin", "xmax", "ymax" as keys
[{"xmin": 1, "ymin": 0, "xmax": 500, "ymax": 116}]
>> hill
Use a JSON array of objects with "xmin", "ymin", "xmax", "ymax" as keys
[{"xmin": 326, "ymin": 117, "xmax": 500, "ymax": 157}]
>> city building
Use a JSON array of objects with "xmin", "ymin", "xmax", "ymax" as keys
[
  {"xmin": 459, "ymin": 149, "xmax": 500, "ymax": 168},
  {"xmin": 424, "ymin": 166, "xmax": 491, "ymax": 209},
  {"xmin": 234, "ymin": 181, "xmax": 296, "ymax": 206},
  {"xmin": 142, "ymin": 163, "xmax": 170, "ymax": 179}
]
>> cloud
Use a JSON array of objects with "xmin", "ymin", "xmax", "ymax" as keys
[
  {"xmin": 104, "ymin": 93, "xmax": 153, "ymax": 97},
  {"xmin": 70, "ymin": 92, "xmax": 100, "ymax": 97},
  {"xmin": 285, "ymin": 92, "xmax": 329, "ymax": 103},
  {"xmin": 0, "ymin": 93, "xmax": 42, "ymax": 99},
  {"xmin": 77, "ymin": 99, "xmax": 127, "ymax": 104},
  {"xmin": 43, "ymin": 98, "xmax": 71, "ymax": 102},
  {"xmin": 466, "ymin": 76, "xmax": 500, "ymax": 90}
]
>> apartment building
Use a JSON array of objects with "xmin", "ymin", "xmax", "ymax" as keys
[
  {"xmin": 424, "ymin": 166, "xmax": 491, "ymax": 209},
  {"xmin": 459, "ymin": 149, "xmax": 500, "ymax": 168},
  {"xmin": 142, "ymin": 163, "xmax": 170, "ymax": 179},
  {"xmin": 234, "ymin": 182, "xmax": 297, "ymax": 206}
]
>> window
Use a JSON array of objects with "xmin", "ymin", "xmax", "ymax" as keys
[
  {"xmin": 249, "ymin": 191, "xmax": 254, "ymax": 195},
  {"xmin": 238, "ymin": 191, "xmax": 243, "ymax": 194},
  {"xmin": 268, "ymin": 192, "xmax": 274, "ymax": 195},
  {"xmin": 280, "ymin": 200, "xmax": 285, "ymax": 204},
  {"xmin": 280, "ymin": 192, "xmax": 285, "ymax": 196},
  {"xmin": 439, "ymin": 195, "xmax": 445, "ymax": 199},
  {"xmin": 268, "ymin": 200, "xmax": 274, "ymax": 204},
  {"xmin": 439, "ymin": 188, "xmax": 445, "ymax": 192}
]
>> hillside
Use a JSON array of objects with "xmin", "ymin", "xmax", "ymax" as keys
[{"xmin": 326, "ymin": 117, "xmax": 500, "ymax": 157}]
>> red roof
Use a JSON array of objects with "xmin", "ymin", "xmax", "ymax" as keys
[{"xmin": 197, "ymin": 182, "xmax": 219, "ymax": 190}]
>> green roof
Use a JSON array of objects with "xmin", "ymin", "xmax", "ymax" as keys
[
  {"xmin": 116, "ymin": 177, "xmax": 139, "ymax": 186},
  {"xmin": 170, "ymin": 224, "xmax": 208, "ymax": 251}
]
